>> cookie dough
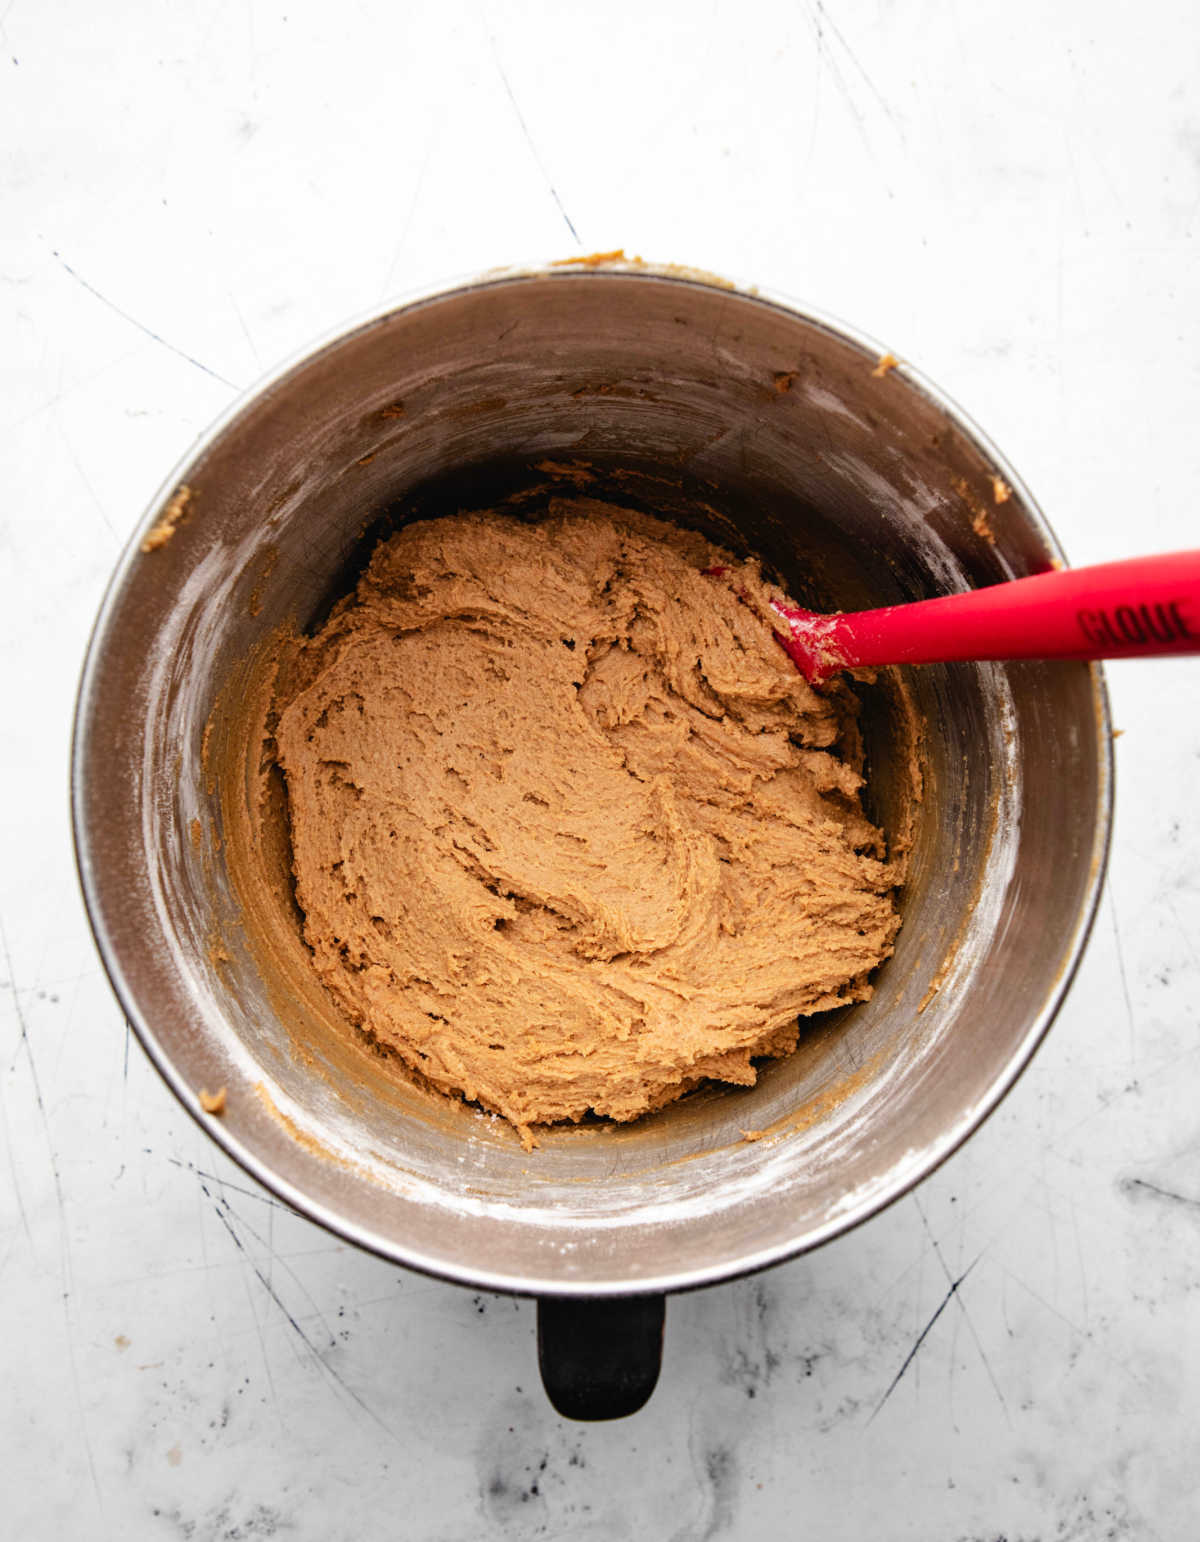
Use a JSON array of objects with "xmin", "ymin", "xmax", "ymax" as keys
[{"xmin": 270, "ymin": 500, "xmax": 903, "ymax": 1144}]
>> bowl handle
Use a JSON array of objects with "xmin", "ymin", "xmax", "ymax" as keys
[{"xmin": 536, "ymin": 1294, "xmax": 665, "ymax": 1419}]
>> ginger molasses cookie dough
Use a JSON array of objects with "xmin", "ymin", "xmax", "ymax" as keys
[{"xmin": 270, "ymin": 501, "xmax": 906, "ymax": 1146}]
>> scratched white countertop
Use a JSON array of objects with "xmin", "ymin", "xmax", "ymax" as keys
[{"xmin": 4, "ymin": 2, "xmax": 1199, "ymax": 1537}]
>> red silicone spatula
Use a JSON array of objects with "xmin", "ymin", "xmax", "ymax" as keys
[{"xmin": 755, "ymin": 550, "xmax": 1200, "ymax": 681}]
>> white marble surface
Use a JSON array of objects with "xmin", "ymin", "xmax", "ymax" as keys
[{"xmin": 3, "ymin": 1, "xmax": 1199, "ymax": 1536}]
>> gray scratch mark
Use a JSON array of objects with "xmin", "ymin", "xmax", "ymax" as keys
[
  {"xmin": 1107, "ymin": 884, "xmax": 1136, "ymax": 1065},
  {"xmin": 56, "ymin": 411, "xmax": 120, "ymax": 541},
  {"xmin": 167, "ymin": 1155, "xmax": 294, "ymax": 1214},
  {"xmin": 378, "ymin": 128, "xmax": 437, "ymax": 301},
  {"xmin": 999, "ymin": 1265, "xmax": 1087, "ymax": 1336},
  {"xmin": 122, "ymin": 1018, "xmax": 130, "ymax": 1085},
  {"xmin": 800, "ymin": 0, "xmax": 890, "ymax": 186},
  {"xmin": 228, "ymin": 290, "xmax": 263, "ymax": 371},
  {"xmin": 54, "ymin": 254, "xmax": 238, "ymax": 389},
  {"xmin": 1061, "ymin": 124, "xmax": 1087, "ymax": 232},
  {"xmin": 213, "ymin": 1185, "xmax": 338, "ymax": 1347},
  {"xmin": 1120, "ymin": 1175, "xmax": 1200, "ymax": 1210},
  {"xmin": 200, "ymin": 1179, "xmax": 399, "ymax": 1440},
  {"xmin": 803, "ymin": 0, "xmax": 863, "ymax": 130},
  {"xmin": 317, "ymin": 1287, "xmax": 402, "ymax": 1315},
  {"xmin": 1, "ymin": 919, "xmax": 53, "ymax": 1179},
  {"xmin": 484, "ymin": 31, "xmax": 582, "ymax": 247},
  {"xmin": 192, "ymin": 1146, "xmax": 234, "ymax": 1377},
  {"xmin": 669, "ymin": 1389, "xmax": 738, "ymax": 1542},
  {"xmin": 1047, "ymin": 1042, "xmax": 1200, "ymax": 1153},
  {"xmin": 1000, "ymin": 1265, "xmax": 1152, "ymax": 1394},
  {"xmin": 0, "ymin": 1079, "xmax": 32, "ymax": 1242},
  {"xmin": 0, "ymin": 917, "xmax": 107, "ymax": 1524},
  {"xmin": 870, "ymin": 1257, "xmax": 978, "ymax": 1422},
  {"xmin": 1163, "ymin": 895, "xmax": 1195, "ymax": 953},
  {"xmin": 696, "ymin": 1445, "xmax": 737, "ymax": 1542},
  {"xmin": 946, "ymin": 1250, "xmax": 962, "ymax": 1431},
  {"xmin": 4, "ymin": 346, "xmax": 145, "ymax": 436},
  {"xmin": 213, "ymin": 1178, "xmax": 283, "ymax": 1418},
  {"xmin": 812, "ymin": 0, "xmax": 904, "ymax": 138},
  {"xmin": 802, "ymin": 20, "xmax": 823, "ymax": 175},
  {"xmin": 1041, "ymin": 1163, "xmax": 1061, "ymax": 1306},
  {"xmin": 3, "ymin": 966, "xmax": 99, "ymax": 995},
  {"xmin": 913, "ymin": 1194, "xmax": 1008, "ymax": 1419},
  {"xmin": 102, "ymin": 1246, "xmax": 342, "ymax": 1291},
  {"xmin": 1069, "ymin": 1195, "xmax": 1090, "ymax": 1330},
  {"xmin": 0, "ymin": 1223, "xmax": 22, "ymax": 1281}
]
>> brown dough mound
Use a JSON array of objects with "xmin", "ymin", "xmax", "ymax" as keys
[{"xmin": 272, "ymin": 500, "xmax": 901, "ymax": 1144}]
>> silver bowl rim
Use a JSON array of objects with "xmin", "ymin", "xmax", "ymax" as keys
[{"xmin": 70, "ymin": 257, "xmax": 1115, "ymax": 1298}]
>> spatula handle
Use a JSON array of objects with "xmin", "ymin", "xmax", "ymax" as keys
[{"xmin": 775, "ymin": 550, "xmax": 1200, "ymax": 677}]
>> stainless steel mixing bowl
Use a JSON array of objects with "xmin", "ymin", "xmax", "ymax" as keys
[{"xmin": 72, "ymin": 260, "xmax": 1112, "ymax": 1418}]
